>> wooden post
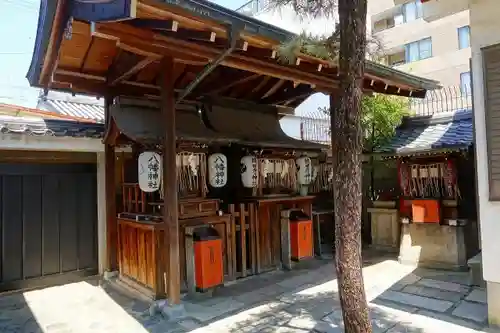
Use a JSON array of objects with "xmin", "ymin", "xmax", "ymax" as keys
[
  {"xmin": 104, "ymin": 96, "xmax": 117, "ymax": 272},
  {"xmin": 239, "ymin": 203, "xmax": 247, "ymax": 278},
  {"xmin": 161, "ymin": 56, "xmax": 181, "ymax": 305}
]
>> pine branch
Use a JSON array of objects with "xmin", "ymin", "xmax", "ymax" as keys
[
  {"xmin": 275, "ymin": 27, "xmax": 382, "ymax": 66},
  {"xmin": 267, "ymin": 0, "xmax": 337, "ymax": 18},
  {"xmin": 277, "ymin": 31, "xmax": 340, "ymax": 65}
]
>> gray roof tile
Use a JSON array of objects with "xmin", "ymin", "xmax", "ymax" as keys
[
  {"xmin": 375, "ymin": 109, "xmax": 473, "ymax": 155},
  {"xmin": 38, "ymin": 98, "xmax": 104, "ymax": 123},
  {"xmin": 0, "ymin": 115, "xmax": 104, "ymax": 139}
]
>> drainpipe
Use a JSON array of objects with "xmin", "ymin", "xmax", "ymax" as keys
[{"xmin": 175, "ymin": 25, "xmax": 241, "ymax": 105}]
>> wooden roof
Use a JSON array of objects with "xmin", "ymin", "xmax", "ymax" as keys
[{"xmin": 28, "ymin": 0, "xmax": 440, "ymax": 109}]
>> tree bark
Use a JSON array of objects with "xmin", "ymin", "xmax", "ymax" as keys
[{"xmin": 332, "ymin": 0, "xmax": 371, "ymax": 332}]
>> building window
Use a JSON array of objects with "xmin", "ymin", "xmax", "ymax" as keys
[
  {"xmin": 402, "ymin": 1, "xmax": 423, "ymax": 23},
  {"xmin": 405, "ymin": 38, "xmax": 432, "ymax": 62},
  {"xmin": 460, "ymin": 72, "xmax": 471, "ymax": 94},
  {"xmin": 458, "ymin": 26, "xmax": 470, "ymax": 49}
]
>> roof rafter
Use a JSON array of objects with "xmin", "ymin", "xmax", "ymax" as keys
[
  {"xmin": 89, "ymin": 22, "xmax": 337, "ymax": 92},
  {"xmin": 262, "ymin": 79, "xmax": 286, "ymax": 99},
  {"xmin": 261, "ymin": 83, "xmax": 312, "ymax": 105},
  {"xmin": 108, "ymin": 50, "xmax": 160, "ymax": 86},
  {"xmin": 206, "ymin": 73, "xmax": 261, "ymax": 95}
]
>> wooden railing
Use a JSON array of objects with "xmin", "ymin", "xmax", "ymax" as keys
[
  {"xmin": 228, "ymin": 197, "xmax": 314, "ymax": 276},
  {"xmin": 122, "ymin": 183, "xmax": 148, "ymax": 213},
  {"xmin": 117, "ymin": 198, "xmax": 313, "ymax": 298}
]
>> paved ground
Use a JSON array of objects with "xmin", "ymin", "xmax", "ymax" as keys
[{"xmin": 0, "ymin": 253, "xmax": 494, "ymax": 333}]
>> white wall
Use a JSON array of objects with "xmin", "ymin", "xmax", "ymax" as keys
[
  {"xmin": 96, "ymin": 152, "xmax": 107, "ymax": 275},
  {"xmin": 469, "ymin": 0, "xmax": 500, "ymax": 284}
]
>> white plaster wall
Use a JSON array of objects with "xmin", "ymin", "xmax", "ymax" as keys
[
  {"xmin": 469, "ymin": 0, "xmax": 500, "ymax": 284},
  {"xmin": 96, "ymin": 152, "xmax": 107, "ymax": 275}
]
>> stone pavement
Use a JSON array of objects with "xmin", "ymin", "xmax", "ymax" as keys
[{"xmin": 0, "ymin": 254, "xmax": 495, "ymax": 333}]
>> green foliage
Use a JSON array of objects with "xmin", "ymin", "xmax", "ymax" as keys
[
  {"xmin": 320, "ymin": 94, "xmax": 409, "ymax": 150},
  {"xmin": 361, "ymin": 94, "xmax": 409, "ymax": 150},
  {"xmin": 275, "ymin": 27, "xmax": 381, "ymax": 66},
  {"xmin": 277, "ymin": 32, "xmax": 339, "ymax": 65}
]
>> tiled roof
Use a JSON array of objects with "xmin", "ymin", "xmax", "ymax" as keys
[
  {"xmin": 0, "ymin": 115, "xmax": 104, "ymax": 138},
  {"xmin": 38, "ymin": 98, "xmax": 104, "ymax": 123},
  {"xmin": 375, "ymin": 109, "xmax": 473, "ymax": 155}
]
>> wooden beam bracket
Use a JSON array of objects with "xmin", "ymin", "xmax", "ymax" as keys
[{"xmin": 176, "ymin": 25, "xmax": 241, "ymax": 104}]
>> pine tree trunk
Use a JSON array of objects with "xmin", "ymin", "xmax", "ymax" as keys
[{"xmin": 331, "ymin": 0, "xmax": 371, "ymax": 332}]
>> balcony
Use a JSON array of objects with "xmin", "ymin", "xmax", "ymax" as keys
[
  {"xmin": 420, "ymin": 0, "xmax": 469, "ymax": 22},
  {"xmin": 236, "ymin": 0, "xmax": 269, "ymax": 16},
  {"xmin": 380, "ymin": 51, "xmax": 407, "ymax": 67}
]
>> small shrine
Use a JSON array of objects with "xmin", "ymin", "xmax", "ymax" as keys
[
  {"xmin": 26, "ymin": 0, "xmax": 439, "ymax": 307},
  {"xmin": 105, "ymin": 96, "xmax": 327, "ymax": 298},
  {"xmin": 371, "ymin": 109, "xmax": 479, "ymax": 269}
]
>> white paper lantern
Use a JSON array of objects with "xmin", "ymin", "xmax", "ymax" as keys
[
  {"xmin": 297, "ymin": 156, "xmax": 313, "ymax": 185},
  {"xmin": 241, "ymin": 156, "xmax": 258, "ymax": 188},
  {"xmin": 208, "ymin": 153, "xmax": 227, "ymax": 188},
  {"xmin": 138, "ymin": 152, "xmax": 162, "ymax": 192}
]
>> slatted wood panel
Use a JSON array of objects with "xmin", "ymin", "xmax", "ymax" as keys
[
  {"xmin": 122, "ymin": 183, "xmax": 147, "ymax": 213},
  {"xmin": 483, "ymin": 44, "xmax": 500, "ymax": 200},
  {"xmin": 258, "ymin": 205, "xmax": 273, "ymax": 272},
  {"xmin": 117, "ymin": 219, "xmax": 163, "ymax": 294},
  {"xmin": 228, "ymin": 203, "xmax": 257, "ymax": 278},
  {"xmin": 118, "ymin": 215, "xmax": 233, "ymax": 297},
  {"xmin": 0, "ymin": 163, "xmax": 98, "ymax": 292}
]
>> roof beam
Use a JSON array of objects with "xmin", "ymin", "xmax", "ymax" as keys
[
  {"xmin": 161, "ymin": 28, "xmax": 217, "ymax": 42},
  {"xmin": 248, "ymin": 76, "xmax": 271, "ymax": 97},
  {"xmin": 90, "ymin": 23, "xmax": 336, "ymax": 92},
  {"xmin": 262, "ymin": 79, "xmax": 286, "ymax": 99},
  {"xmin": 206, "ymin": 73, "xmax": 260, "ymax": 95},
  {"xmin": 108, "ymin": 50, "xmax": 159, "ymax": 86},
  {"xmin": 261, "ymin": 83, "xmax": 313, "ymax": 105},
  {"xmin": 52, "ymin": 71, "xmax": 157, "ymax": 97},
  {"xmin": 40, "ymin": 0, "xmax": 69, "ymax": 87},
  {"xmin": 129, "ymin": 19, "xmax": 179, "ymax": 32}
]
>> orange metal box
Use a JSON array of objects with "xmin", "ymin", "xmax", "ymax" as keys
[
  {"xmin": 289, "ymin": 210, "xmax": 313, "ymax": 261},
  {"xmin": 411, "ymin": 199, "xmax": 440, "ymax": 223},
  {"xmin": 193, "ymin": 227, "xmax": 223, "ymax": 292}
]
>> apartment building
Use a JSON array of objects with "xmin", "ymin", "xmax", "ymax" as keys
[
  {"xmin": 371, "ymin": 0, "xmax": 471, "ymax": 90},
  {"xmin": 238, "ymin": 0, "xmax": 471, "ymax": 91}
]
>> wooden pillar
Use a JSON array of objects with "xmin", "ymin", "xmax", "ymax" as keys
[
  {"xmin": 104, "ymin": 96, "xmax": 117, "ymax": 271},
  {"xmin": 161, "ymin": 56, "xmax": 181, "ymax": 305}
]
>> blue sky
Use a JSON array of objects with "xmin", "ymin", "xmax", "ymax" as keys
[
  {"xmin": 214, "ymin": 0, "xmax": 248, "ymax": 9},
  {"xmin": 0, "ymin": 0, "xmax": 249, "ymax": 107}
]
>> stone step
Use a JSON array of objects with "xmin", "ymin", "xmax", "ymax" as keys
[{"xmin": 468, "ymin": 252, "xmax": 485, "ymax": 288}]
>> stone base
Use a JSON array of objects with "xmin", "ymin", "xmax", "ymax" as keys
[
  {"xmin": 161, "ymin": 303, "xmax": 186, "ymax": 321},
  {"xmin": 398, "ymin": 224, "xmax": 469, "ymax": 270},
  {"xmin": 468, "ymin": 252, "xmax": 485, "ymax": 287},
  {"xmin": 487, "ymin": 281, "xmax": 500, "ymax": 328},
  {"xmin": 103, "ymin": 270, "xmax": 118, "ymax": 280},
  {"xmin": 149, "ymin": 300, "xmax": 187, "ymax": 321},
  {"xmin": 370, "ymin": 244, "xmax": 400, "ymax": 254},
  {"xmin": 368, "ymin": 208, "xmax": 400, "ymax": 251}
]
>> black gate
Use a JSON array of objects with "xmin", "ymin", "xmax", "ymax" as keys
[{"xmin": 0, "ymin": 163, "xmax": 98, "ymax": 292}]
